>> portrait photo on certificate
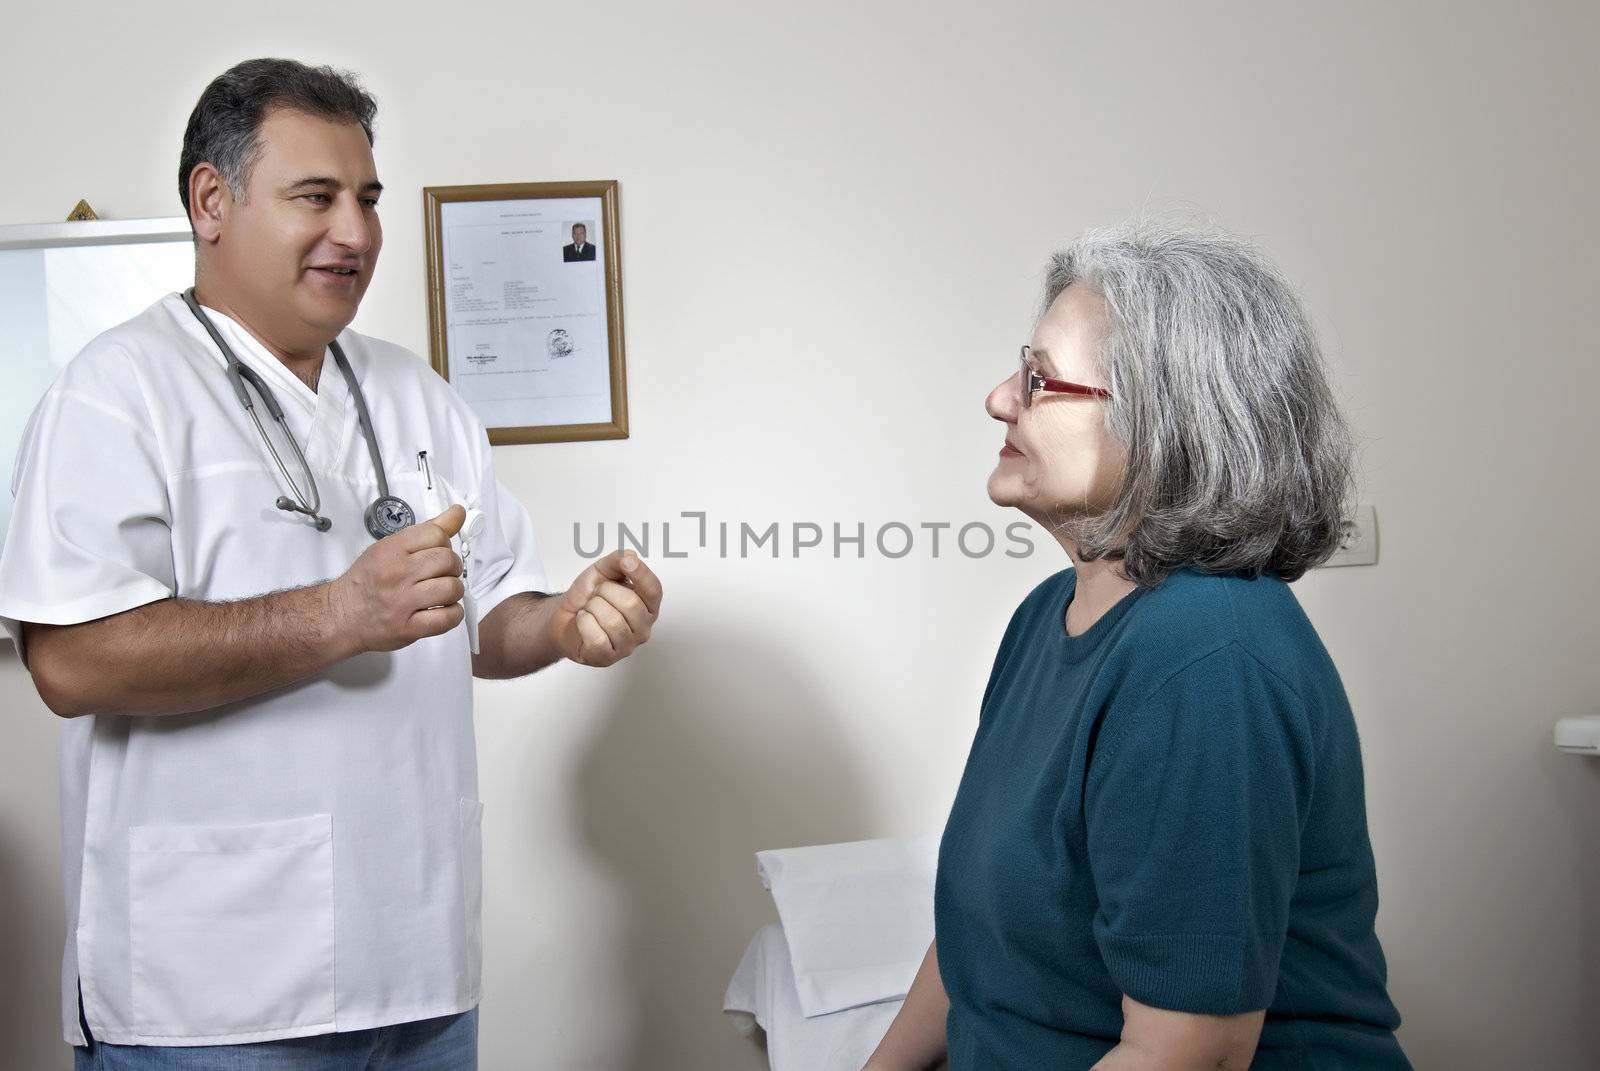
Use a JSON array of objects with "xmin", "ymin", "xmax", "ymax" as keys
[{"xmin": 424, "ymin": 181, "xmax": 627, "ymax": 444}]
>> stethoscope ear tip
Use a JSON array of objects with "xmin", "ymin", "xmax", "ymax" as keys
[{"xmin": 274, "ymin": 496, "xmax": 334, "ymax": 532}]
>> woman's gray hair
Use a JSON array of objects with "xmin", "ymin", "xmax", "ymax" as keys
[
  {"xmin": 1044, "ymin": 218, "xmax": 1355, "ymax": 586},
  {"xmin": 179, "ymin": 58, "xmax": 377, "ymax": 216}
]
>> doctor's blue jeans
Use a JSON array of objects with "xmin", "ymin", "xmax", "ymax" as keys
[{"xmin": 73, "ymin": 1008, "xmax": 478, "ymax": 1070}]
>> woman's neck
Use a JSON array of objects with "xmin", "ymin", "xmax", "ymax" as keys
[{"xmin": 1061, "ymin": 548, "xmax": 1138, "ymax": 637}]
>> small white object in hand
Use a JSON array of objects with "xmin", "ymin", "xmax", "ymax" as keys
[{"xmin": 459, "ymin": 507, "xmax": 486, "ymax": 654}]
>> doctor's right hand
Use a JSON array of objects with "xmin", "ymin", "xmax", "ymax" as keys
[{"xmin": 328, "ymin": 505, "xmax": 467, "ymax": 653}]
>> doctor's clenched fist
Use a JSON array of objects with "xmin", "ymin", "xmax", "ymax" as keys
[
  {"xmin": 329, "ymin": 505, "xmax": 468, "ymax": 652},
  {"xmin": 546, "ymin": 551, "xmax": 662, "ymax": 667}
]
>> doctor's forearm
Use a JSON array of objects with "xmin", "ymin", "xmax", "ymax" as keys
[
  {"xmin": 471, "ymin": 592, "xmax": 564, "ymax": 679},
  {"xmin": 23, "ymin": 583, "xmax": 359, "ymax": 717}
]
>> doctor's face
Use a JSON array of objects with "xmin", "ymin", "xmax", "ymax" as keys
[
  {"xmin": 985, "ymin": 283, "xmax": 1124, "ymax": 529},
  {"xmin": 213, "ymin": 107, "xmax": 383, "ymax": 347}
]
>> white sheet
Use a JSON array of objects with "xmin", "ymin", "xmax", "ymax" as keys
[
  {"xmin": 755, "ymin": 833, "xmax": 939, "ymax": 1016},
  {"xmin": 725, "ymin": 923, "xmax": 902, "ymax": 1071}
]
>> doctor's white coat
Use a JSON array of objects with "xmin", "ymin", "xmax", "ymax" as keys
[{"xmin": 0, "ymin": 294, "xmax": 547, "ymax": 1047}]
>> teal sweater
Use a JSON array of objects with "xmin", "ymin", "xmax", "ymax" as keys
[{"xmin": 935, "ymin": 568, "xmax": 1409, "ymax": 1069}]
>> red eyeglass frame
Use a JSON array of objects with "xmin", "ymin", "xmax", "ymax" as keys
[{"xmin": 1020, "ymin": 345, "xmax": 1111, "ymax": 407}]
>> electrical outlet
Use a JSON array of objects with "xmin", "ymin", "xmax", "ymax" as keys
[{"xmin": 1324, "ymin": 504, "xmax": 1378, "ymax": 568}]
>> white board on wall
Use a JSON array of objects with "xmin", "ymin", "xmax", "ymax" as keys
[{"xmin": 0, "ymin": 217, "xmax": 192, "ymax": 550}]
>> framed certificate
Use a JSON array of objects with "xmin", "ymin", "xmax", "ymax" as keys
[{"xmin": 423, "ymin": 180, "xmax": 628, "ymax": 444}]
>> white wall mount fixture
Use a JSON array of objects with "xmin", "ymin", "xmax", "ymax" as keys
[
  {"xmin": 1554, "ymin": 716, "xmax": 1600, "ymax": 756},
  {"xmin": 1324, "ymin": 504, "xmax": 1379, "ymax": 568}
]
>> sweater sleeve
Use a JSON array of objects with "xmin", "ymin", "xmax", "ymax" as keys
[{"xmin": 1083, "ymin": 642, "xmax": 1315, "ymax": 1014}]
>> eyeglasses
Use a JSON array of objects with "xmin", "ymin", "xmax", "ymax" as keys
[{"xmin": 1019, "ymin": 345, "xmax": 1111, "ymax": 408}]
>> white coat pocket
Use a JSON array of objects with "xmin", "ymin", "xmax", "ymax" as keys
[{"xmin": 128, "ymin": 813, "xmax": 336, "ymax": 1040}]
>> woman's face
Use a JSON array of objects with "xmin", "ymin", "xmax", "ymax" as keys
[{"xmin": 985, "ymin": 283, "xmax": 1125, "ymax": 526}]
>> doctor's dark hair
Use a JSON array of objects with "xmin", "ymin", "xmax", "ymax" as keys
[
  {"xmin": 1040, "ymin": 217, "xmax": 1356, "ymax": 587},
  {"xmin": 178, "ymin": 58, "xmax": 377, "ymax": 216}
]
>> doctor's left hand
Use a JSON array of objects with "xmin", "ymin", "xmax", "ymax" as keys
[{"xmin": 548, "ymin": 550, "xmax": 662, "ymax": 667}]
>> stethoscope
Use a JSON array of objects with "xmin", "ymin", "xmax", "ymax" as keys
[{"xmin": 181, "ymin": 288, "xmax": 416, "ymax": 539}]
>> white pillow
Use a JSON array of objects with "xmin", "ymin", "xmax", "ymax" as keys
[{"xmin": 755, "ymin": 833, "xmax": 939, "ymax": 1018}]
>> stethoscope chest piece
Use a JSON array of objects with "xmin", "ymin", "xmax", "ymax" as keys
[{"xmin": 365, "ymin": 495, "xmax": 417, "ymax": 539}]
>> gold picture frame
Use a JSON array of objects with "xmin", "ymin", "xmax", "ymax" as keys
[{"xmin": 423, "ymin": 180, "xmax": 628, "ymax": 445}]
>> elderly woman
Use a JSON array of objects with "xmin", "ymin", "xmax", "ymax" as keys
[{"xmin": 865, "ymin": 221, "xmax": 1409, "ymax": 1070}]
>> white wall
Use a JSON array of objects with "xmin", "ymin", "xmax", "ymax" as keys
[{"xmin": 2, "ymin": 1, "xmax": 1597, "ymax": 1067}]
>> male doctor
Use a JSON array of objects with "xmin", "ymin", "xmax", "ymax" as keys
[{"xmin": 0, "ymin": 58, "xmax": 660, "ymax": 1068}]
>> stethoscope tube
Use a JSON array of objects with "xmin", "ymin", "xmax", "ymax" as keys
[
  {"xmin": 238, "ymin": 363, "xmax": 330, "ymax": 530},
  {"xmin": 181, "ymin": 288, "xmax": 414, "ymax": 538}
]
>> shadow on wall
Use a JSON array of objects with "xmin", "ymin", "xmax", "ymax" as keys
[
  {"xmin": 0, "ymin": 822, "xmax": 69, "ymax": 1071},
  {"xmin": 1556, "ymin": 747, "xmax": 1600, "ymax": 1061},
  {"xmin": 570, "ymin": 626, "xmax": 876, "ymax": 1071},
  {"xmin": 1, "ymin": 645, "xmax": 71, "ymax": 1069}
]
